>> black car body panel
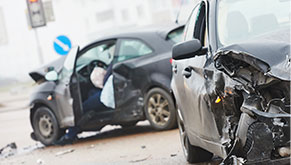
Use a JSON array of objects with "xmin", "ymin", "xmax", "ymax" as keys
[
  {"xmin": 171, "ymin": 0, "xmax": 290, "ymax": 164},
  {"xmin": 29, "ymin": 82, "xmax": 60, "ymax": 125},
  {"xmin": 29, "ymin": 80, "xmax": 77, "ymax": 129}
]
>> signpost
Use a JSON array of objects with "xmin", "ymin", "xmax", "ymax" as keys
[
  {"xmin": 26, "ymin": 0, "xmax": 46, "ymax": 28},
  {"xmin": 26, "ymin": 0, "xmax": 46, "ymax": 65},
  {"xmin": 53, "ymin": 35, "xmax": 72, "ymax": 56}
]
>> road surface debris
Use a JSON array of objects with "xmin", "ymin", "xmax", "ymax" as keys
[{"xmin": 55, "ymin": 149, "xmax": 75, "ymax": 157}]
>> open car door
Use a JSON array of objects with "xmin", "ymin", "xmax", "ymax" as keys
[
  {"xmin": 112, "ymin": 61, "xmax": 143, "ymax": 109},
  {"xmin": 54, "ymin": 47, "xmax": 83, "ymax": 127},
  {"xmin": 112, "ymin": 60, "xmax": 145, "ymax": 123}
]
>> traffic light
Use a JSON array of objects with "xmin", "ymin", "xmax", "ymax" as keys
[{"xmin": 27, "ymin": 0, "xmax": 46, "ymax": 28}]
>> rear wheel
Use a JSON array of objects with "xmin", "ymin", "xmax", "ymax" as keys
[
  {"xmin": 177, "ymin": 108, "xmax": 213, "ymax": 163},
  {"xmin": 144, "ymin": 88, "xmax": 177, "ymax": 130},
  {"xmin": 32, "ymin": 106, "xmax": 64, "ymax": 146}
]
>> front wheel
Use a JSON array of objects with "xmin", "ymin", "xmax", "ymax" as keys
[
  {"xmin": 144, "ymin": 88, "xmax": 177, "ymax": 130},
  {"xmin": 177, "ymin": 108, "xmax": 213, "ymax": 163},
  {"xmin": 32, "ymin": 106, "xmax": 64, "ymax": 146}
]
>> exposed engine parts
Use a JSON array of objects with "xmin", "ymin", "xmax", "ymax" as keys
[{"xmin": 214, "ymin": 50, "xmax": 291, "ymax": 164}]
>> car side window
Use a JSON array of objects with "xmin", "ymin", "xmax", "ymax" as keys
[
  {"xmin": 193, "ymin": 3, "xmax": 207, "ymax": 46},
  {"xmin": 76, "ymin": 41, "xmax": 116, "ymax": 71},
  {"xmin": 184, "ymin": 3, "xmax": 208, "ymax": 47},
  {"xmin": 184, "ymin": 4, "xmax": 200, "ymax": 41},
  {"xmin": 117, "ymin": 39, "xmax": 153, "ymax": 62}
]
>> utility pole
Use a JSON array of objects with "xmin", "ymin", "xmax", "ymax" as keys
[{"xmin": 33, "ymin": 29, "xmax": 44, "ymax": 64}]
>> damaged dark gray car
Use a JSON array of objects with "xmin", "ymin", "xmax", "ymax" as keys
[
  {"xmin": 29, "ymin": 24, "xmax": 184, "ymax": 145},
  {"xmin": 171, "ymin": 0, "xmax": 290, "ymax": 164}
]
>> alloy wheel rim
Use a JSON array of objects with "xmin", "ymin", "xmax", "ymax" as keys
[
  {"xmin": 38, "ymin": 114, "xmax": 53, "ymax": 138},
  {"xmin": 147, "ymin": 93, "xmax": 170, "ymax": 126}
]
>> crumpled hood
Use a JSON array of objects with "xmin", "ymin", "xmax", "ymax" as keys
[
  {"xmin": 29, "ymin": 56, "xmax": 66, "ymax": 82},
  {"xmin": 218, "ymin": 33, "xmax": 291, "ymax": 81}
]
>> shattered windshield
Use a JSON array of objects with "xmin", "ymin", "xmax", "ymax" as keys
[{"xmin": 217, "ymin": 0, "xmax": 291, "ymax": 47}]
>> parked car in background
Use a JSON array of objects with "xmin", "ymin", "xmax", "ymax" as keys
[
  {"xmin": 29, "ymin": 24, "xmax": 184, "ymax": 145},
  {"xmin": 171, "ymin": 0, "xmax": 290, "ymax": 164}
]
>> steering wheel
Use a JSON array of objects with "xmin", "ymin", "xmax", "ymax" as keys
[{"xmin": 87, "ymin": 60, "xmax": 108, "ymax": 73}]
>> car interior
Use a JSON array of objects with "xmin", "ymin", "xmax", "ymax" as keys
[
  {"xmin": 75, "ymin": 40, "xmax": 116, "ymax": 105},
  {"xmin": 74, "ymin": 38, "xmax": 155, "ymax": 111}
]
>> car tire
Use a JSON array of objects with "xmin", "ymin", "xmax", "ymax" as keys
[
  {"xmin": 32, "ymin": 106, "xmax": 64, "ymax": 146},
  {"xmin": 177, "ymin": 108, "xmax": 213, "ymax": 163},
  {"xmin": 144, "ymin": 88, "xmax": 177, "ymax": 130}
]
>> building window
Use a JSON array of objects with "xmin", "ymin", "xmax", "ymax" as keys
[{"xmin": 96, "ymin": 9, "xmax": 114, "ymax": 23}]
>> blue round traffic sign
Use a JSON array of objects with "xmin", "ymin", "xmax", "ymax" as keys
[{"xmin": 53, "ymin": 35, "xmax": 72, "ymax": 55}]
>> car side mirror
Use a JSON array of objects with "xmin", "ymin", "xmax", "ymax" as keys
[
  {"xmin": 172, "ymin": 39, "xmax": 206, "ymax": 60},
  {"xmin": 45, "ymin": 70, "xmax": 58, "ymax": 81}
]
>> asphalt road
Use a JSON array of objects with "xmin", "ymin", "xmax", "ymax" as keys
[{"xmin": 0, "ymin": 102, "xmax": 221, "ymax": 165}]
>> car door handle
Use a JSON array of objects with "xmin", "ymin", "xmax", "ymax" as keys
[
  {"xmin": 172, "ymin": 65, "xmax": 177, "ymax": 73},
  {"xmin": 182, "ymin": 67, "xmax": 192, "ymax": 78}
]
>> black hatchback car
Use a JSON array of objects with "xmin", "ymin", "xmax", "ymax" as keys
[
  {"xmin": 29, "ymin": 24, "xmax": 184, "ymax": 145},
  {"xmin": 171, "ymin": 0, "xmax": 290, "ymax": 164}
]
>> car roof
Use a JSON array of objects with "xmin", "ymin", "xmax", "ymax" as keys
[
  {"xmin": 115, "ymin": 23, "xmax": 184, "ymax": 39},
  {"xmin": 85, "ymin": 23, "xmax": 184, "ymax": 46}
]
